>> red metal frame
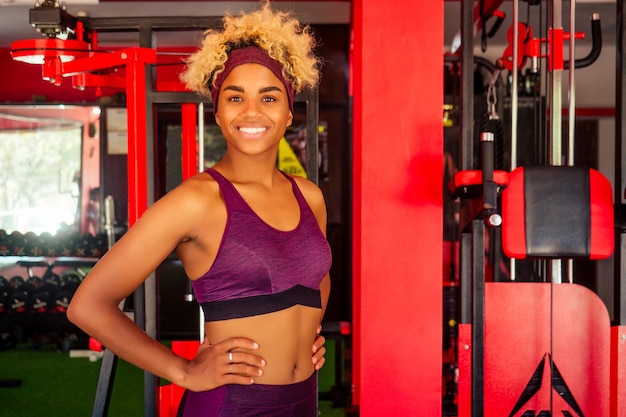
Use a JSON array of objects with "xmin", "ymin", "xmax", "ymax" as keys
[
  {"xmin": 32, "ymin": 45, "xmax": 202, "ymax": 417},
  {"xmin": 611, "ymin": 326, "xmax": 626, "ymax": 417},
  {"xmin": 27, "ymin": 46, "xmax": 158, "ymax": 226},
  {"xmin": 181, "ymin": 103, "xmax": 198, "ymax": 180},
  {"xmin": 501, "ymin": 24, "xmax": 585, "ymax": 72}
]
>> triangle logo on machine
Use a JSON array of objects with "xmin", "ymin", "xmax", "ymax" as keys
[{"xmin": 508, "ymin": 353, "xmax": 584, "ymax": 417}]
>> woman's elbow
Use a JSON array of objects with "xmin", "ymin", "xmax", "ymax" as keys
[{"xmin": 66, "ymin": 294, "xmax": 89, "ymax": 328}]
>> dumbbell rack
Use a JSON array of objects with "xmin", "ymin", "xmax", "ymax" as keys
[
  {"xmin": 6, "ymin": 257, "xmax": 97, "ymax": 337},
  {"xmin": 0, "ymin": 256, "xmax": 98, "ymax": 390}
]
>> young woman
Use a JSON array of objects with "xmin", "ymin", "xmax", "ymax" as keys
[{"xmin": 67, "ymin": 2, "xmax": 331, "ymax": 416}]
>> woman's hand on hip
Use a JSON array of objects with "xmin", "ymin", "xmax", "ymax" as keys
[
  {"xmin": 182, "ymin": 336, "xmax": 266, "ymax": 392},
  {"xmin": 311, "ymin": 324, "xmax": 326, "ymax": 371}
]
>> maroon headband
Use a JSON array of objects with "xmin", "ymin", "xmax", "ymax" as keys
[{"xmin": 210, "ymin": 46, "xmax": 294, "ymax": 113}]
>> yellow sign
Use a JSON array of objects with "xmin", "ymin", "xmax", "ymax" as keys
[{"xmin": 277, "ymin": 137, "xmax": 307, "ymax": 178}]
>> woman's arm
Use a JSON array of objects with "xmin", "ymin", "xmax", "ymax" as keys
[
  {"xmin": 312, "ymin": 272, "xmax": 331, "ymax": 369},
  {"xmin": 67, "ymin": 178, "xmax": 266, "ymax": 391},
  {"xmin": 293, "ymin": 176, "xmax": 332, "ymax": 370}
]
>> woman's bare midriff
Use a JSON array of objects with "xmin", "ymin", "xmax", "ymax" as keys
[{"xmin": 204, "ymin": 304, "xmax": 321, "ymax": 385}]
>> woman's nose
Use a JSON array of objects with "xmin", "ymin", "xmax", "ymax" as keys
[{"xmin": 243, "ymin": 99, "xmax": 261, "ymax": 115}]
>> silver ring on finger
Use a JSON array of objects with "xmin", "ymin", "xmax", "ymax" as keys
[{"xmin": 228, "ymin": 350, "xmax": 233, "ymax": 364}]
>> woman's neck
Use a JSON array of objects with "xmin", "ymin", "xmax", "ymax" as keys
[{"xmin": 213, "ymin": 155, "xmax": 280, "ymax": 185}]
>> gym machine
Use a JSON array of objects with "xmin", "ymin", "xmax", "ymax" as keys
[
  {"xmin": 446, "ymin": 0, "xmax": 626, "ymax": 416},
  {"xmin": 9, "ymin": 2, "xmax": 321, "ymax": 416}
]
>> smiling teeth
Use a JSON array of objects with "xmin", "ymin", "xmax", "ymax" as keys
[{"xmin": 239, "ymin": 127, "xmax": 266, "ymax": 134}]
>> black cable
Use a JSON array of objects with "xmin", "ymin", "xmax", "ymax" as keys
[{"xmin": 480, "ymin": 0, "xmax": 488, "ymax": 52}]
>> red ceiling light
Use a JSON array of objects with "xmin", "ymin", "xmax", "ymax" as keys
[
  {"xmin": 10, "ymin": 37, "xmax": 92, "ymax": 85},
  {"xmin": 10, "ymin": 38, "xmax": 90, "ymax": 64}
]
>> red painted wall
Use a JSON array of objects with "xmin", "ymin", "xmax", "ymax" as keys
[{"xmin": 352, "ymin": 0, "xmax": 443, "ymax": 415}]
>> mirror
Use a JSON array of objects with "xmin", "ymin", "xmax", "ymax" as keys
[{"xmin": 0, "ymin": 104, "xmax": 101, "ymax": 256}]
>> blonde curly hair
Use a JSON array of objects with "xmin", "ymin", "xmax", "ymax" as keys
[{"xmin": 180, "ymin": 1, "xmax": 320, "ymax": 97}]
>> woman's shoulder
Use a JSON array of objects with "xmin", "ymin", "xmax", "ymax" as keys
[
  {"xmin": 156, "ymin": 171, "xmax": 222, "ymax": 214},
  {"xmin": 288, "ymin": 174, "xmax": 326, "ymax": 212},
  {"xmin": 288, "ymin": 173, "xmax": 320, "ymax": 193}
]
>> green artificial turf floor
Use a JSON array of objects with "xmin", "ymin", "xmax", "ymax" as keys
[{"xmin": 0, "ymin": 342, "xmax": 347, "ymax": 417}]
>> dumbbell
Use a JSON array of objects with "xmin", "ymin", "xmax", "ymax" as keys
[
  {"xmin": 53, "ymin": 289, "xmax": 73, "ymax": 314},
  {"xmin": 8, "ymin": 289, "xmax": 31, "ymax": 314},
  {"xmin": 8, "ymin": 276, "xmax": 25, "ymax": 291},
  {"xmin": 8, "ymin": 276, "xmax": 34, "ymax": 314},
  {"xmin": 0, "ymin": 276, "xmax": 8, "ymax": 315},
  {"xmin": 29, "ymin": 276, "xmax": 43, "ymax": 290},
  {"xmin": 34, "ymin": 233, "xmax": 52, "ymax": 257},
  {"xmin": 54, "ymin": 231, "xmax": 76, "ymax": 257},
  {"xmin": 9, "ymin": 231, "xmax": 25, "ymax": 256},
  {"xmin": 93, "ymin": 234, "xmax": 108, "ymax": 257},
  {"xmin": 20, "ymin": 274, "xmax": 37, "ymax": 294},
  {"xmin": 0, "ymin": 230, "xmax": 9, "ymax": 256},
  {"xmin": 61, "ymin": 270, "xmax": 82, "ymax": 291},
  {"xmin": 39, "ymin": 232, "xmax": 57, "ymax": 257},
  {"xmin": 73, "ymin": 233, "xmax": 93, "ymax": 257},
  {"xmin": 31, "ymin": 289, "xmax": 51, "ymax": 314},
  {"xmin": 0, "ymin": 290, "xmax": 8, "ymax": 315},
  {"xmin": 0, "ymin": 275, "xmax": 8, "ymax": 292},
  {"xmin": 22, "ymin": 232, "xmax": 43, "ymax": 257},
  {"xmin": 41, "ymin": 272, "xmax": 62, "ymax": 294}
]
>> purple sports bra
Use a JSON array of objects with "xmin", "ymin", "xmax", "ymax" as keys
[{"xmin": 191, "ymin": 168, "xmax": 332, "ymax": 322}]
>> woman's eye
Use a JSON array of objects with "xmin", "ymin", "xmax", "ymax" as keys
[
  {"xmin": 262, "ymin": 96, "xmax": 276, "ymax": 102},
  {"xmin": 227, "ymin": 96, "xmax": 243, "ymax": 102}
]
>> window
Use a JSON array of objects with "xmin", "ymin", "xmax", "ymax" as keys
[{"xmin": 0, "ymin": 105, "xmax": 95, "ymax": 237}]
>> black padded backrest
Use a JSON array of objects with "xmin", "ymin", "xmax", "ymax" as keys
[{"xmin": 501, "ymin": 166, "xmax": 614, "ymax": 260}]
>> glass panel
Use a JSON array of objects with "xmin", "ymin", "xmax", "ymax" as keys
[
  {"xmin": 0, "ymin": 117, "xmax": 80, "ymax": 235},
  {"xmin": 0, "ymin": 105, "xmax": 100, "ymax": 248}
]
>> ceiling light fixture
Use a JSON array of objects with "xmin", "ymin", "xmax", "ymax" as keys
[{"xmin": 10, "ymin": 38, "xmax": 90, "ymax": 64}]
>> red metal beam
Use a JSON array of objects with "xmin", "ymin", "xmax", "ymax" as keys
[
  {"xmin": 181, "ymin": 103, "xmax": 198, "ymax": 181},
  {"xmin": 611, "ymin": 326, "xmax": 626, "ymax": 417},
  {"xmin": 352, "ymin": 0, "xmax": 443, "ymax": 414}
]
